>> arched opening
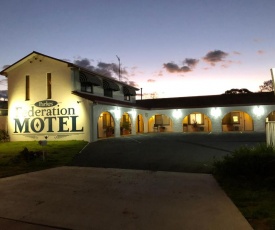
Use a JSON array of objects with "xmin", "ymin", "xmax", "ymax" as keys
[
  {"xmin": 136, "ymin": 114, "xmax": 144, "ymax": 133},
  {"xmin": 98, "ymin": 112, "xmax": 115, "ymax": 138},
  {"xmin": 266, "ymin": 111, "xmax": 275, "ymax": 122},
  {"xmin": 182, "ymin": 112, "xmax": 212, "ymax": 132},
  {"xmin": 120, "ymin": 112, "xmax": 132, "ymax": 135},
  {"xmin": 222, "ymin": 111, "xmax": 253, "ymax": 132},
  {"xmin": 148, "ymin": 114, "xmax": 173, "ymax": 132}
]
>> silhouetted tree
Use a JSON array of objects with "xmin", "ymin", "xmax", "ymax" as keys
[
  {"xmin": 259, "ymin": 80, "xmax": 273, "ymax": 92},
  {"xmin": 224, "ymin": 88, "xmax": 252, "ymax": 94}
]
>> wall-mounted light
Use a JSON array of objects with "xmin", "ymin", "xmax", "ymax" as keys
[
  {"xmin": 211, "ymin": 107, "xmax": 221, "ymax": 118},
  {"xmin": 173, "ymin": 109, "xmax": 182, "ymax": 119},
  {"xmin": 253, "ymin": 106, "xmax": 264, "ymax": 117},
  {"xmin": 128, "ymin": 109, "xmax": 137, "ymax": 117},
  {"xmin": 111, "ymin": 107, "xmax": 121, "ymax": 119}
]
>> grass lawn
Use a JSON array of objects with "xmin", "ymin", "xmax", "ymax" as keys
[
  {"xmin": 213, "ymin": 144, "xmax": 275, "ymax": 230},
  {"xmin": 0, "ymin": 141, "xmax": 88, "ymax": 178},
  {"xmin": 216, "ymin": 178, "xmax": 275, "ymax": 230}
]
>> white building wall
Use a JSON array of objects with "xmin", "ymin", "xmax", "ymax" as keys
[
  {"xmin": 7, "ymin": 57, "xmax": 90, "ymax": 141},
  {"xmin": 4, "ymin": 52, "xmax": 275, "ymax": 142}
]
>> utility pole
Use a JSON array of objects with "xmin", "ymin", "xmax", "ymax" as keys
[{"xmin": 116, "ymin": 55, "xmax": 121, "ymax": 81}]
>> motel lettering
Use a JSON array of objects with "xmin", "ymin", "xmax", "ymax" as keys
[{"xmin": 13, "ymin": 101, "xmax": 84, "ymax": 134}]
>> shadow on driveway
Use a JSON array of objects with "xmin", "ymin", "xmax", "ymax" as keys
[{"xmin": 72, "ymin": 132, "xmax": 266, "ymax": 173}]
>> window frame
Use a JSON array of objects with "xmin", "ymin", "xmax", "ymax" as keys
[
  {"xmin": 104, "ymin": 88, "xmax": 113, "ymax": 97},
  {"xmin": 81, "ymin": 83, "xmax": 93, "ymax": 93},
  {"xmin": 47, "ymin": 73, "xmax": 52, "ymax": 99},
  {"xmin": 189, "ymin": 113, "xmax": 204, "ymax": 125},
  {"xmin": 25, "ymin": 75, "xmax": 30, "ymax": 100}
]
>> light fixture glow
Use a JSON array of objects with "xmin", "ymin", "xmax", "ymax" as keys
[
  {"xmin": 128, "ymin": 109, "xmax": 137, "ymax": 118},
  {"xmin": 111, "ymin": 107, "xmax": 121, "ymax": 120},
  {"xmin": 253, "ymin": 106, "xmax": 264, "ymax": 117},
  {"xmin": 211, "ymin": 108, "xmax": 221, "ymax": 118},
  {"xmin": 173, "ymin": 109, "xmax": 182, "ymax": 119}
]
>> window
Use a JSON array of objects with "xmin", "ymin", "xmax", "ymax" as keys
[
  {"xmin": 103, "ymin": 113, "xmax": 112, "ymax": 128},
  {"xmin": 47, "ymin": 73, "xmax": 51, "ymax": 99},
  {"xmin": 26, "ymin": 75, "xmax": 30, "ymax": 100},
  {"xmin": 190, "ymin": 113, "xmax": 204, "ymax": 125},
  {"xmin": 104, "ymin": 89, "xmax": 113, "ymax": 97},
  {"xmin": 155, "ymin": 115, "xmax": 170, "ymax": 125},
  {"xmin": 231, "ymin": 112, "xmax": 240, "ymax": 124},
  {"xmin": 124, "ymin": 95, "xmax": 130, "ymax": 101},
  {"xmin": 155, "ymin": 115, "xmax": 162, "ymax": 125},
  {"xmin": 81, "ymin": 83, "xmax": 93, "ymax": 93}
]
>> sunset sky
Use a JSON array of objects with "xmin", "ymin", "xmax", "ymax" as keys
[{"xmin": 0, "ymin": 0, "xmax": 275, "ymax": 99}]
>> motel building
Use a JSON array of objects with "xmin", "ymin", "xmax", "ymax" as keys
[{"xmin": 1, "ymin": 51, "xmax": 275, "ymax": 142}]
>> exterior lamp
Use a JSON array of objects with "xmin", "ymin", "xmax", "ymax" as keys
[
  {"xmin": 210, "ymin": 108, "xmax": 221, "ymax": 118},
  {"xmin": 253, "ymin": 106, "xmax": 264, "ymax": 117},
  {"xmin": 173, "ymin": 109, "xmax": 182, "ymax": 119},
  {"xmin": 128, "ymin": 109, "xmax": 137, "ymax": 118},
  {"xmin": 111, "ymin": 107, "xmax": 121, "ymax": 120}
]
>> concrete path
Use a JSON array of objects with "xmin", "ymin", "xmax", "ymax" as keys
[{"xmin": 0, "ymin": 167, "xmax": 252, "ymax": 230}]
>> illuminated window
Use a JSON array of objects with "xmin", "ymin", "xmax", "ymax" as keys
[
  {"xmin": 102, "ymin": 113, "xmax": 112, "ymax": 128},
  {"xmin": 189, "ymin": 113, "xmax": 204, "ymax": 124},
  {"xmin": 155, "ymin": 114, "xmax": 170, "ymax": 125},
  {"xmin": 231, "ymin": 112, "xmax": 240, "ymax": 124},
  {"xmin": 26, "ymin": 75, "xmax": 30, "ymax": 100},
  {"xmin": 47, "ymin": 73, "xmax": 51, "ymax": 99}
]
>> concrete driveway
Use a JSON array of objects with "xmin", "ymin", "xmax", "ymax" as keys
[
  {"xmin": 0, "ymin": 167, "xmax": 252, "ymax": 230},
  {"xmin": 72, "ymin": 132, "xmax": 266, "ymax": 173},
  {"xmin": 0, "ymin": 132, "xmax": 264, "ymax": 229}
]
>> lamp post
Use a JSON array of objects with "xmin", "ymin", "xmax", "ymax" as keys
[
  {"xmin": 271, "ymin": 68, "xmax": 275, "ymax": 95},
  {"xmin": 116, "ymin": 55, "xmax": 121, "ymax": 81}
]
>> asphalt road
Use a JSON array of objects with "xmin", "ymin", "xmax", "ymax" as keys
[{"xmin": 72, "ymin": 132, "xmax": 266, "ymax": 173}]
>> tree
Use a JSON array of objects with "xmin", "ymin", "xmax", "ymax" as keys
[
  {"xmin": 224, "ymin": 88, "xmax": 252, "ymax": 94},
  {"xmin": 259, "ymin": 80, "xmax": 273, "ymax": 92}
]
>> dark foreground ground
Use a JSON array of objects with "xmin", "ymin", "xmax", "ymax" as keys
[
  {"xmin": 72, "ymin": 132, "xmax": 266, "ymax": 173},
  {"xmin": 0, "ymin": 132, "xmax": 260, "ymax": 229}
]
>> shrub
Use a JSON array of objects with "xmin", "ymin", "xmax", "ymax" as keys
[
  {"xmin": 0, "ymin": 129, "xmax": 9, "ymax": 141},
  {"xmin": 19, "ymin": 147, "xmax": 43, "ymax": 162},
  {"xmin": 213, "ymin": 144, "xmax": 275, "ymax": 187}
]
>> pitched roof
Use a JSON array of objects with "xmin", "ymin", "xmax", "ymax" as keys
[
  {"xmin": 0, "ymin": 51, "xmax": 139, "ymax": 91},
  {"xmin": 136, "ymin": 92, "xmax": 275, "ymax": 109},
  {"xmin": 72, "ymin": 91, "xmax": 144, "ymax": 108}
]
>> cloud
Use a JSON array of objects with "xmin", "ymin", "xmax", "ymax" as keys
[
  {"xmin": 158, "ymin": 71, "xmax": 163, "ymax": 76},
  {"xmin": 74, "ymin": 58, "xmax": 129, "ymax": 80},
  {"xmin": 233, "ymin": 51, "xmax": 241, "ymax": 55},
  {"xmin": 128, "ymin": 81, "xmax": 139, "ymax": 88},
  {"xmin": 163, "ymin": 57, "xmax": 199, "ymax": 74},
  {"xmin": 2, "ymin": 65, "xmax": 10, "ymax": 70},
  {"xmin": 257, "ymin": 50, "xmax": 265, "ymax": 55},
  {"xmin": 62, "ymin": 58, "xmax": 71, "ymax": 62},
  {"xmin": 74, "ymin": 58, "xmax": 95, "ymax": 70},
  {"xmin": 183, "ymin": 58, "xmax": 199, "ymax": 68},
  {"xmin": 73, "ymin": 57, "xmax": 139, "ymax": 86},
  {"xmin": 147, "ymin": 79, "xmax": 156, "ymax": 82},
  {"xmin": 253, "ymin": 38, "xmax": 262, "ymax": 43},
  {"xmin": 163, "ymin": 62, "xmax": 192, "ymax": 73},
  {"xmin": 203, "ymin": 50, "xmax": 228, "ymax": 66}
]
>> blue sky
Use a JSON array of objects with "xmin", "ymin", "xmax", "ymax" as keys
[{"xmin": 0, "ymin": 0, "xmax": 275, "ymax": 98}]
